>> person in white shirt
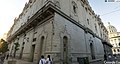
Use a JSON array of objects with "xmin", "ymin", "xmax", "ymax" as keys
[
  {"xmin": 39, "ymin": 55, "xmax": 46, "ymax": 64},
  {"xmin": 46, "ymin": 55, "xmax": 53, "ymax": 64}
]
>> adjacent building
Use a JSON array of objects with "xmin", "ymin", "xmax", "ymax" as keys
[
  {"xmin": 107, "ymin": 22, "xmax": 120, "ymax": 55},
  {"xmin": 7, "ymin": 0, "xmax": 112, "ymax": 64}
]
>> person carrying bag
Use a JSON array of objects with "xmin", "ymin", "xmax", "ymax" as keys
[
  {"xmin": 46, "ymin": 55, "xmax": 53, "ymax": 64},
  {"xmin": 39, "ymin": 55, "xmax": 46, "ymax": 64}
]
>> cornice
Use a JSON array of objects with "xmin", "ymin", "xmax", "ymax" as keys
[{"xmin": 7, "ymin": 1, "xmax": 110, "ymax": 46}]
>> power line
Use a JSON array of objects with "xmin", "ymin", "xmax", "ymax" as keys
[
  {"xmin": 101, "ymin": 9, "xmax": 120, "ymax": 16},
  {"xmin": 114, "ymin": 4, "xmax": 120, "ymax": 9}
]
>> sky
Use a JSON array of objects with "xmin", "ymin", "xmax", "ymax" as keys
[
  {"xmin": 0, "ymin": 0, "xmax": 29, "ymax": 38},
  {"xmin": 88, "ymin": 0, "xmax": 120, "ymax": 31},
  {"xmin": 0, "ymin": 0, "xmax": 120, "ymax": 38}
]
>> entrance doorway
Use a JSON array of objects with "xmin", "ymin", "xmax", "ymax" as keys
[
  {"xmin": 63, "ymin": 36, "xmax": 68, "ymax": 64},
  {"xmin": 31, "ymin": 45, "xmax": 35, "ymax": 62},
  {"xmin": 90, "ymin": 43, "xmax": 95, "ymax": 59},
  {"xmin": 40, "ymin": 36, "xmax": 44, "ymax": 56},
  {"xmin": 19, "ymin": 42, "xmax": 25, "ymax": 59},
  {"xmin": 38, "ymin": 36, "xmax": 45, "ymax": 63}
]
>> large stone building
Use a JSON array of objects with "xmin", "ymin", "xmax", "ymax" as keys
[
  {"xmin": 107, "ymin": 22, "xmax": 120, "ymax": 55},
  {"xmin": 7, "ymin": 0, "xmax": 112, "ymax": 64}
]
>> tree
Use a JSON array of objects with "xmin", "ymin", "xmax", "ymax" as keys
[
  {"xmin": 13, "ymin": 42, "xmax": 20, "ymax": 58},
  {"xmin": 0, "ymin": 39, "xmax": 9, "ymax": 53}
]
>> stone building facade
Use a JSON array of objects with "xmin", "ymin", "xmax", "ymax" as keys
[
  {"xmin": 7, "ymin": 0, "xmax": 112, "ymax": 64},
  {"xmin": 107, "ymin": 22, "xmax": 120, "ymax": 55}
]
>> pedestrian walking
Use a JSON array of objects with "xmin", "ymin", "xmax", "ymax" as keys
[
  {"xmin": 39, "ymin": 55, "xmax": 46, "ymax": 64},
  {"xmin": 46, "ymin": 55, "xmax": 53, "ymax": 64}
]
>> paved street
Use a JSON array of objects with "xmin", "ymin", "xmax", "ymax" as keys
[
  {"xmin": 3, "ymin": 58, "xmax": 34, "ymax": 64},
  {"xmin": 1, "ymin": 57, "xmax": 120, "ymax": 64},
  {"xmin": 0, "ymin": 54, "xmax": 33, "ymax": 64}
]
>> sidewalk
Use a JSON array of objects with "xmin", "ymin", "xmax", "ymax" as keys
[{"xmin": 3, "ymin": 58, "xmax": 35, "ymax": 64}]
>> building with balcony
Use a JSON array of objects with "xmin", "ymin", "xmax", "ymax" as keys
[
  {"xmin": 7, "ymin": 0, "xmax": 112, "ymax": 64},
  {"xmin": 107, "ymin": 22, "xmax": 120, "ymax": 55}
]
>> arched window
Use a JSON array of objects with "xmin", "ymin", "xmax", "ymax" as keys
[
  {"xmin": 117, "ymin": 49, "xmax": 120, "ymax": 52},
  {"xmin": 114, "ymin": 49, "xmax": 116, "ymax": 52},
  {"xmin": 95, "ymin": 24, "xmax": 97, "ymax": 32},
  {"xmin": 72, "ymin": 1, "xmax": 77, "ymax": 14},
  {"xmin": 87, "ymin": 19, "xmax": 89, "ymax": 25}
]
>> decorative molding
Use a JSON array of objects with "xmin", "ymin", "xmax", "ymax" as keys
[{"xmin": 7, "ymin": 1, "xmax": 111, "ymax": 47}]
